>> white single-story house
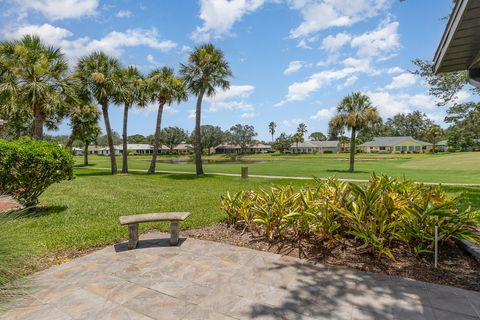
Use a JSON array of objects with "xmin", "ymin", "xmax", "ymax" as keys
[
  {"xmin": 214, "ymin": 143, "xmax": 272, "ymax": 154},
  {"xmin": 437, "ymin": 140, "xmax": 449, "ymax": 152},
  {"xmin": 359, "ymin": 137, "xmax": 433, "ymax": 154},
  {"xmin": 290, "ymin": 141, "xmax": 340, "ymax": 154},
  {"xmin": 173, "ymin": 143, "xmax": 194, "ymax": 154},
  {"xmin": 72, "ymin": 147, "xmax": 83, "ymax": 156},
  {"xmin": 95, "ymin": 144, "xmax": 169, "ymax": 156}
]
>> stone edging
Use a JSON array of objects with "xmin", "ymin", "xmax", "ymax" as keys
[{"xmin": 455, "ymin": 238, "xmax": 480, "ymax": 263}]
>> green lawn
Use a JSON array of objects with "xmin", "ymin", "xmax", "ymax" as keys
[
  {"xmin": 8, "ymin": 167, "xmax": 479, "ymax": 270},
  {"xmin": 77, "ymin": 152, "xmax": 480, "ymax": 184}
]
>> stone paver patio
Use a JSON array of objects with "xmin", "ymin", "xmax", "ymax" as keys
[{"xmin": 2, "ymin": 232, "xmax": 480, "ymax": 320}]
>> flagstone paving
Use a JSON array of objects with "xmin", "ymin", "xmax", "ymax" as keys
[{"xmin": 2, "ymin": 232, "xmax": 480, "ymax": 319}]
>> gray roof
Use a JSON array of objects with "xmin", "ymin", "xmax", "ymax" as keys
[
  {"xmin": 434, "ymin": 0, "xmax": 480, "ymax": 73},
  {"xmin": 291, "ymin": 141, "xmax": 339, "ymax": 148},
  {"xmin": 437, "ymin": 140, "xmax": 448, "ymax": 146},
  {"xmin": 359, "ymin": 137, "xmax": 432, "ymax": 147}
]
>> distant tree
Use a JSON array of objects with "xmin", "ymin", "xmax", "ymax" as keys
[
  {"xmin": 115, "ymin": 66, "xmax": 146, "ymax": 173},
  {"xmin": 445, "ymin": 102, "xmax": 480, "ymax": 150},
  {"xmin": 191, "ymin": 125, "xmax": 225, "ymax": 154},
  {"xmin": 292, "ymin": 132, "xmax": 304, "ymax": 149},
  {"xmin": 162, "ymin": 126, "xmax": 188, "ymax": 151},
  {"xmin": 330, "ymin": 92, "xmax": 380, "ymax": 172},
  {"xmin": 424, "ymin": 124, "xmax": 444, "ymax": 153},
  {"xmin": 296, "ymin": 123, "xmax": 308, "ymax": 137},
  {"xmin": 272, "ymin": 133, "xmax": 293, "ymax": 152},
  {"xmin": 146, "ymin": 67, "xmax": 187, "ymax": 174},
  {"xmin": 68, "ymin": 103, "xmax": 101, "ymax": 165},
  {"xmin": 357, "ymin": 120, "xmax": 392, "ymax": 142},
  {"xmin": 268, "ymin": 121, "xmax": 277, "ymax": 142},
  {"xmin": 385, "ymin": 111, "xmax": 433, "ymax": 140},
  {"xmin": 229, "ymin": 124, "xmax": 257, "ymax": 153},
  {"xmin": 75, "ymin": 52, "xmax": 122, "ymax": 174},
  {"xmin": 180, "ymin": 44, "xmax": 232, "ymax": 176},
  {"xmin": 327, "ymin": 125, "xmax": 345, "ymax": 140},
  {"xmin": 309, "ymin": 132, "xmax": 327, "ymax": 141},
  {"xmin": 97, "ymin": 131, "xmax": 121, "ymax": 146},
  {"xmin": 128, "ymin": 134, "xmax": 148, "ymax": 144}
]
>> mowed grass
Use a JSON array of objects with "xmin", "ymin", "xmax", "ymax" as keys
[
  {"xmin": 5, "ymin": 167, "xmax": 480, "ymax": 275},
  {"xmin": 11, "ymin": 169, "xmax": 307, "ymax": 262},
  {"xmin": 77, "ymin": 152, "xmax": 480, "ymax": 184}
]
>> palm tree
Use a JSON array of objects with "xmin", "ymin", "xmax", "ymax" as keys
[
  {"xmin": 297, "ymin": 123, "xmax": 308, "ymax": 137},
  {"xmin": 293, "ymin": 132, "xmax": 304, "ymax": 151},
  {"xmin": 147, "ymin": 67, "xmax": 187, "ymax": 174},
  {"xmin": 329, "ymin": 92, "xmax": 380, "ymax": 172},
  {"xmin": 268, "ymin": 121, "xmax": 276, "ymax": 142},
  {"xmin": 0, "ymin": 35, "xmax": 71, "ymax": 139},
  {"xmin": 75, "ymin": 52, "xmax": 122, "ymax": 174},
  {"xmin": 180, "ymin": 44, "xmax": 232, "ymax": 176},
  {"xmin": 115, "ymin": 66, "xmax": 146, "ymax": 174}
]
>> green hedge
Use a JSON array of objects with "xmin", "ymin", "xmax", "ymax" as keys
[{"xmin": 0, "ymin": 138, "xmax": 74, "ymax": 207}]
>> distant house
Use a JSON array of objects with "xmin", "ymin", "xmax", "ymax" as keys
[
  {"xmin": 359, "ymin": 137, "xmax": 433, "ymax": 154},
  {"xmin": 72, "ymin": 147, "xmax": 83, "ymax": 156},
  {"xmin": 94, "ymin": 144, "xmax": 169, "ymax": 156},
  {"xmin": 437, "ymin": 140, "xmax": 449, "ymax": 152},
  {"xmin": 290, "ymin": 141, "xmax": 340, "ymax": 154},
  {"xmin": 214, "ymin": 143, "xmax": 272, "ymax": 154},
  {"xmin": 173, "ymin": 143, "xmax": 194, "ymax": 154}
]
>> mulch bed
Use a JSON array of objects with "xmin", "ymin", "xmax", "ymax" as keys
[{"xmin": 183, "ymin": 223, "xmax": 480, "ymax": 292}]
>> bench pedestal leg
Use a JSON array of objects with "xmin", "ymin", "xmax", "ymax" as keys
[
  {"xmin": 170, "ymin": 221, "xmax": 179, "ymax": 246},
  {"xmin": 128, "ymin": 224, "xmax": 139, "ymax": 249}
]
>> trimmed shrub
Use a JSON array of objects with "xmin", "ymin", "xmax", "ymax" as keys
[
  {"xmin": 0, "ymin": 138, "xmax": 74, "ymax": 207},
  {"xmin": 323, "ymin": 150, "xmax": 333, "ymax": 154},
  {"xmin": 221, "ymin": 175, "xmax": 480, "ymax": 259}
]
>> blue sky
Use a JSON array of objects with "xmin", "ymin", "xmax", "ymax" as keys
[{"xmin": 0, "ymin": 0, "xmax": 468, "ymax": 140}]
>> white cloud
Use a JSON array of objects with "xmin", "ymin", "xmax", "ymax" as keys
[
  {"xmin": 366, "ymin": 91, "xmax": 437, "ymax": 118},
  {"xmin": 16, "ymin": 0, "xmax": 99, "ymax": 20},
  {"xmin": 8, "ymin": 24, "xmax": 73, "ymax": 44},
  {"xmin": 283, "ymin": 118, "xmax": 305, "ymax": 128},
  {"xmin": 116, "ymin": 10, "xmax": 132, "ymax": 18},
  {"xmin": 351, "ymin": 21, "xmax": 400, "ymax": 59},
  {"xmin": 337, "ymin": 75, "xmax": 358, "ymax": 90},
  {"xmin": 386, "ymin": 73, "xmax": 417, "ymax": 90},
  {"xmin": 205, "ymin": 85, "xmax": 256, "ymax": 113},
  {"xmin": 310, "ymin": 107, "xmax": 336, "ymax": 120},
  {"xmin": 321, "ymin": 32, "xmax": 351, "ymax": 51},
  {"xmin": 241, "ymin": 112, "xmax": 256, "ymax": 118},
  {"xmin": 7, "ymin": 24, "xmax": 177, "ymax": 62},
  {"xmin": 191, "ymin": 0, "xmax": 264, "ymax": 42},
  {"xmin": 289, "ymin": 0, "xmax": 391, "ymax": 39},
  {"xmin": 284, "ymin": 61, "xmax": 304, "ymax": 75},
  {"xmin": 386, "ymin": 66, "xmax": 404, "ymax": 74}
]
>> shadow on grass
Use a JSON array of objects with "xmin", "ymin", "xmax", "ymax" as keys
[
  {"xmin": 17, "ymin": 205, "xmax": 68, "ymax": 218},
  {"xmin": 445, "ymin": 186, "xmax": 480, "ymax": 210},
  {"xmin": 326, "ymin": 169, "xmax": 370, "ymax": 174},
  {"xmin": 162, "ymin": 173, "xmax": 214, "ymax": 180}
]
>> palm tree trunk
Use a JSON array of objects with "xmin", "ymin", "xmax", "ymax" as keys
[
  {"xmin": 349, "ymin": 127, "xmax": 356, "ymax": 173},
  {"xmin": 148, "ymin": 102, "xmax": 165, "ymax": 174},
  {"xmin": 66, "ymin": 127, "xmax": 77, "ymax": 148},
  {"xmin": 195, "ymin": 90, "xmax": 205, "ymax": 176},
  {"xmin": 101, "ymin": 101, "xmax": 117, "ymax": 175},
  {"xmin": 122, "ymin": 103, "xmax": 130, "ymax": 174},
  {"xmin": 32, "ymin": 104, "xmax": 44, "ymax": 139},
  {"xmin": 271, "ymin": 134, "xmax": 274, "ymax": 143},
  {"xmin": 83, "ymin": 142, "xmax": 89, "ymax": 166}
]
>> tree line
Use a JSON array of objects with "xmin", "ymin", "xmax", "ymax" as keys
[{"xmin": 0, "ymin": 36, "xmax": 232, "ymax": 176}]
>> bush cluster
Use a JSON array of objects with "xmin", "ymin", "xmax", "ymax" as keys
[
  {"xmin": 221, "ymin": 175, "xmax": 480, "ymax": 259},
  {"xmin": 0, "ymin": 138, "xmax": 74, "ymax": 207}
]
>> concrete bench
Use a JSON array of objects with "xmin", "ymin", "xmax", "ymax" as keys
[{"xmin": 119, "ymin": 212, "xmax": 190, "ymax": 249}]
